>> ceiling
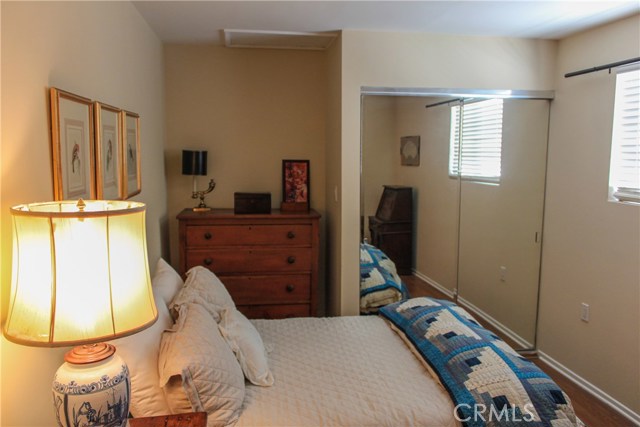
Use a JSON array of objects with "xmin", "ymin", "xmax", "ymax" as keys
[{"xmin": 133, "ymin": 1, "xmax": 639, "ymax": 45}]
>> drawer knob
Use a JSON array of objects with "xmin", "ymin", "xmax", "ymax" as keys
[
  {"xmin": 204, "ymin": 258, "xmax": 213, "ymax": 266},
  {"xmin": 287, "ymin": 256, "xmax": 296, "ymax": 264},
  {"xmin": 287, "ymin": 231, "xmax": 296, "ymax": 239},
  {"xmin": 204, "ymin": 232, "xmax": 212, "ymax": 240},
  {"xmin": 286, "ymin": 284, "xmax": 295, "ymax": 293}
]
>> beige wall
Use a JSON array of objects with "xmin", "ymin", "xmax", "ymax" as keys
[
  {"xmin": 458, "ymin": 99, "xmax": 549, "ymax": 347},
  {"xmin": 0, "ymin": 2, "xmax": 166, "ymax": 426},
  {"xmin": 325, "ymin": 36, "xmax": 343, "ymax": 316},
  {"xmin": 394, "ymin": 97, "xmax": 460, "ymax": 293},
  {"xmin": 540, "ymin": 14, "xmax": 640, "ymax": 417},
  {"xmin": 361, "ymin": 96, "xmax": 397, "ymax": 241},
  {"xmin": 339, "ymin": 30, "xmax": 557, "ymax": 316},
  {"xmin": 163, "ymin": 44, "xmax": 327, "ymax": 311}
]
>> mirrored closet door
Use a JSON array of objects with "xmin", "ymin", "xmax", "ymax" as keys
[{"xmin": 361, "ymin": 90, "xmax": 552, "ymax": 350}]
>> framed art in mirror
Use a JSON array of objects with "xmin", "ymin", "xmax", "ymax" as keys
[
  {"xmin": 123, "ymin": 110, "xmax": 141, "ymax": 198},
  {"xmin": 50, "ymin": 88, "xmax": 95, "ymax": 201},
  {"xmin": 95, "ymin": 102, "xmax": 123, "ymax": 199},
  {"xmin": 400, "ymin": 135, "xmax": 420, "ymax": 166}
]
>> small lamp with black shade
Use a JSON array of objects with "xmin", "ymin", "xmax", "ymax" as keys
[
  {"xmin": 3, "ymin": 199, "xmax": 157, "ymax": 427},
  {"xmin": 182, "ymin": 150, "xmax": 216, "ymax": 211}
]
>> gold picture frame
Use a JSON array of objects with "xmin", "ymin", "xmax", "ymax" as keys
[
  {"xmin": 123, "ymin": 110, "xmax": 141, "ymax": 198},
  {"xmin": 95, "ymin": 102, "xmax": 123, "ymax": 200},
  {"xmin": 50, "ymin": 88, "xmax": 95, "ymax": 200}
]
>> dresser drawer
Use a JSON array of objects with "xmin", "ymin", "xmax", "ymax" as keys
[
  {"xmin": 186, "ymin": 248, "xmax": 312, "ymax": 273},
  {"xmin": 186, "ymin": 225, "xmax": 312, "ymax": 247},
  {"xmin": 222, "ymin": 275, "xmax": 311, "ymax": 305},
  {"xmin": 237, "ymin": 304, "xmax": 310, "ymax": 319}
]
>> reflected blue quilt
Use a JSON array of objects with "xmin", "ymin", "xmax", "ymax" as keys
[
  {"xmin": 360, "ymin": 242, "xmax": 409, "ymax": 313},
  {"xmin": 379, "ymin": 298, "xmax": 578, "ymax": 427}
]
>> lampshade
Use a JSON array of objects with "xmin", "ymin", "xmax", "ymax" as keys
[
  {"xmin": 182, "ymin": 150, "xmax": 208, "ymax": 176},
  {"xmin": 4, "ymin": 199, "xmax": 157, "ymax": 347}
]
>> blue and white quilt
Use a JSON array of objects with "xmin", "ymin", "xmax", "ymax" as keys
[
  {"xmin": 379, "ymin": 297, "xmax": 578, "ymax": 427},
  {"xmin": 360, "ymin": 242, "xmax": 409, "ymax": 313}
]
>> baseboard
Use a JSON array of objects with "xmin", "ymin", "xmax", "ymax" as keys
[
  {"xmin": 456, "ymin": 296, "xmax": 534, "ymax": 350},
  {"xmin": 538, "ymin": 351, "xmax": 640, "ymax": 426},
  {"xmin": 411, "ymin": 270, "xmax": 455, "ymax": 298},
  {"xmin": 411, "ymin": 270, "xmax": 533, "ymax": 349}
]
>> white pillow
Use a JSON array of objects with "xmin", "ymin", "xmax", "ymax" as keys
[
  {"xmin": 170, "ymin": 266, "xmax": 235, "ymax": 321},
  {"xmin": 109, "ymin": 258, "xmax": 184, "ymax": 417},
  {"xmin": 158, "ymin": 303, "xmax": 245, "ymax": 425},
  {"xmin": 154, "ymin": 258, "xmax": 186, "ymax": 307},
  {"xmin": 218, "ymin": 308, "xmax": 274, "ymax": 387}
]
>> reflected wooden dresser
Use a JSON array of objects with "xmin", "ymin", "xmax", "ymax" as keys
[
  {"xmin": 368, "ymin": 185, "xmax": 413, "ymax": 275},
  {"xmin": 177, "ymin": 209, "xmax": 320, "ymax": 319}
]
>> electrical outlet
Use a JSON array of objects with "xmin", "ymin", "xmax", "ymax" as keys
[{"xmin": 581, "ymin": 303, "xmax": 590, "ymax": 322}]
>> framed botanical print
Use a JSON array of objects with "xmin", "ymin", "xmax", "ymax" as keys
[
  {"xmin": 50, "ymin": 88, "xmax": 95, "ymax": 200},
  {"xmin": 122, "ymin": 110, "xmax": 141, "ymax": 198},
  {"xmin": 95, "ymin": 102, "xmax": 123, "ymax": 199}
]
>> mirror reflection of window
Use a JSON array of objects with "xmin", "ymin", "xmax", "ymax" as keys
[
  {"xmin": 449, "ymin": 98, "xmax": 504, "ymax": 184},
  {"xmin": 608, "ymin": 66, "xmax": 640, "ymax": 204}
]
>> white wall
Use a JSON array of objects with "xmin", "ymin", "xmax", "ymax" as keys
[
  {"xmin": 0, "ymin": 2, "xmax": 166, "ymax": 425},
  {"xmin": 338, "ymin": 30, "xmax": 557, "ymax": 316},
  {"xmin": 540, "ymin": 14, "xmax": 640, "ymax": 418}
]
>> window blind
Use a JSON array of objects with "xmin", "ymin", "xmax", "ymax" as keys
[
  {"xmin": 609, "ymin": 66, "xmax": 640, "ymax": 203},
  {"xmin": 450, "ymin": 98, "xmax": 504, "ymax": 183}
]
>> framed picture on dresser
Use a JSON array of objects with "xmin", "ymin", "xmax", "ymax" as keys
[{"xmin": 281, "ymin": 159, "xmax": 310, "ymax": 211}]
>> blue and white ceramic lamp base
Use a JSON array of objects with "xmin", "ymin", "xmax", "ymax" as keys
[{"xmin": 52, "ymin": 344, "xmax": 130, "ymax": 427}]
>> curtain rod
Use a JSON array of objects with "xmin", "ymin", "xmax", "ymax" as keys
[
  {"xmin": 425, "ymin": 98, "xmax": 463, "ymax": 109},
  {"xmin": 564, "ymin": 57, "xmax": 640, "ymax": 78}
]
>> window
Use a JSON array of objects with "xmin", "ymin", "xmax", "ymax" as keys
[
  {"xmin": 449, "ymin": 98, "xmax": 504, "ymax": 183},
  {"xmin": 609, "ymin": 66, "xmax": 640, "ymax": 203}
]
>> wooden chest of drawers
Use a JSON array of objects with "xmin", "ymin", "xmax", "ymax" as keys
[{"xmin": 177, "ymin": 209, "xmax": 320, "ymax": 319}]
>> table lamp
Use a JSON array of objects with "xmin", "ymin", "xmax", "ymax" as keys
[
  {"xmin": 3, "ymin": 199, "xmax": 157, "ymax": 427},
  {"xmin": 182, "ymin": 149, "xmax": 216, "ymax": 211}
]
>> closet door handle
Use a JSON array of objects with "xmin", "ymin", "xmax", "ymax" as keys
[{"xmin": 287, "ymin": 256, "xmax": 296, "ymax": 264}]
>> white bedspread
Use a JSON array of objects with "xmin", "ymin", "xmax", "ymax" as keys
[{"xmin": 236, "ymin": 316, "xmax": 459, "ymax": 427}]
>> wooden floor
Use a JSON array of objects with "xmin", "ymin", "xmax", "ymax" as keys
[{"xmin": 402, "ymin": 275, "xmax": 634, "ymax": 427}]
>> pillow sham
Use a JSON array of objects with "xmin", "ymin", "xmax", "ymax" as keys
[
  {"xmin": 109, "ymin": 258, "xmax": 184, "ymax": 417},
  {"xmin": 218, "ymin": 307, "xmax": 274, "ymax": 387},
  {"xmin": 158, "ymin": 303, "xmax": 245, "ymax": 425},
  {"xmin": 170, "ymin": 266, "xmax": 235, "ymax": 322}
]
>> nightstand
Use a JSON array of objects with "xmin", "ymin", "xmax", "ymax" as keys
[{"xmin": 129, "ymin": 412, "xmax": 207, "ymax": 427}]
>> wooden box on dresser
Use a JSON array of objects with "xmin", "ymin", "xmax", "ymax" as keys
[{"xmin": 177, "ymin": 208, "xmax": 320, "ymax": 319}]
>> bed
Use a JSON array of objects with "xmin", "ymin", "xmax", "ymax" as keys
[{"xmin": 112, "ymin": 258, "xmax": 579, "ymax": 427}]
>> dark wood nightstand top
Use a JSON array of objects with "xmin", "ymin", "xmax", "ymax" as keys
[{"xmin": 129, "ymin": 412, "xmax": 207, "ymax": 427}]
